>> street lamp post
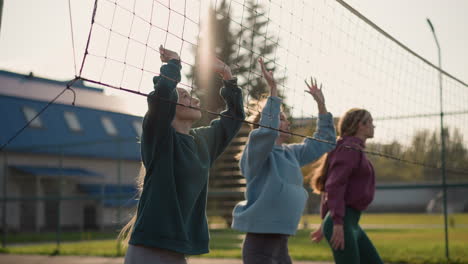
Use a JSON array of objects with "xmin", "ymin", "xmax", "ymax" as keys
[{"xmin": 426, "ymin": 18, "xmax": 449, "ymax": 261}]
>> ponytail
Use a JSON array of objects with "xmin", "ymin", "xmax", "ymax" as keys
[
  {"xmin": 309, "ymin": 153, "xmax": 330, "ymax": 194},
  {"xmin": 308, "ymin": 108, "xmax": 370, "ymax": 193}
]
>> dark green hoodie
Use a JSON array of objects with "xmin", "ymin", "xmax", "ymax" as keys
[{"xmin": 129, "ymin": 59, "xmax": 245, "ymax": 255}]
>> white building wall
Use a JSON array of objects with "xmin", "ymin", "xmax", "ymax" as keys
[
  {"xmin": 1, "ymin": 152, "xmax": 140, "ymax": 231},
  {"xmin": 369, "ymin": 188, "xmax": 438, "ymax": 212},
  {"xmin": 6, "ymin": 182, "xmax": 20, "ymax": 230},
  {"xmin": 60, "ymin": 181, "xmax": 83, "ymax": 229}
]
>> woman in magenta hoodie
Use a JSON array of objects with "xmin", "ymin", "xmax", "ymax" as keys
[{"xmin": 309, "ymin": 108, "xmax": 383, "ymax": 264}]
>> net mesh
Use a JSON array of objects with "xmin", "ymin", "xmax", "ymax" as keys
[{"xmin": 77, "ymin": 0, "xmax": 468, "ymax": 176}]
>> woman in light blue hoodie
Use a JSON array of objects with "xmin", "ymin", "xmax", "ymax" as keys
[{"xmin": 232, "ymin": 58, "xmax": 336, "ymax": 264}]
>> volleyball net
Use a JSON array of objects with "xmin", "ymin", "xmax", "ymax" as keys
[{"xmin": 75, "ymin": 0, "xmax": 468, "ymax": 176}]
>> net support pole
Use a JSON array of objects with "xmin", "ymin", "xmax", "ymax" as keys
[
  {"xmin": 100, "ymin": 177, "xmax": 105, "ymax": 232},
  {"xmin": 55, "ymin": 146, "xmax": 65, "ymax": 254},
  {"xmin": 427, "ymin": 18, "xmax": 449, "ymax": 261},
  {"xmin": 2, "ymin": 153, "xmax": 7, "ymax": 248},
  {"xmin": 117, "ymin": 139, "xmax": 122, "ymax": 255}
]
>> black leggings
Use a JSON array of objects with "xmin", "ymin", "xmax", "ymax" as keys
[
  {"xmin": 242, "ymin": 233, "xmax": 292, "ymax": 264},
  {"xmin": 323, "ymin": 207, "xmax": 383, "ymax": 264}
]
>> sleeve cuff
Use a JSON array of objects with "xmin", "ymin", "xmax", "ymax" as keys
[
  {"xmin": 317, "ymin": 112, "xmax": 333, "ymax": 125},
  {"xmin": 332, "ymin": 215, "xmax": 344, "ymax": 225},
  {"xmin": 221, "ymin": 78, "xmax": 242, "ymax": 98},
  {"xmin": 261, "ymin": 96, "xmax": 282, "ymax": 115},
  {"xmin": 223, "ymin": 77, "xmax": 238, "ymax": 86},
  {"xmin": 314, "ymin": 112, "xmax": 336, "ymax": 142},
  {"xmin": 262, "ymin": 96, "xmax": 282, "ymax": 112},
  {"xmin": 269, "ymin": 96, "xmax": 282, "ymax": 103},
  {"xmin": 259, "ymin": 96, "xmax": 282, "ymax": 127},
  {"xmin": 167, "ymin": 59, "xmax": 182, "ymax": 70}
]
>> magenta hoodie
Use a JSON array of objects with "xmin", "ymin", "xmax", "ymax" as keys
[{"xmin": 320, "ymin": 136, "xmax": 375, "ymax": 225}]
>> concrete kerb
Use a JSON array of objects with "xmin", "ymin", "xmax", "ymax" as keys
[{"xmin": 0, "ymin": 254, "xmax": 333, "ymax": 264}]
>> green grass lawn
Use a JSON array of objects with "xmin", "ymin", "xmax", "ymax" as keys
[
  {"xmin": 3, "ymin": 228, "xmax": 467, "ymax": 264},
  {"xmin": 3, "ymin": 232, "xmax": 116, "ymax": 244},
  {"xmin": 2, "ymin": 214, "xmax": 468, "ymax": 263},
  {"xmin": 300, "ymin": 213, "xmax": 468, "ymax": 227}
]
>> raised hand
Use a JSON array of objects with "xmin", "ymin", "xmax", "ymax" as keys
[
  {"xmin": 304, "ymin": 77, "xmax": 325, "ymax": 105},
  {"xmin": 304, "ymin": 77, "xmax": 327, "ymax": 114},
  {"xmin": 159, "ymin": 45, "xmax": 180, "ymax": 62},
  {"xmin": 258, "ymin": 57, "xmax": 277, "ymax": 97},
  {"xmin": 212, "ymin": 57, "xmax": 233, "ymax": 80}
]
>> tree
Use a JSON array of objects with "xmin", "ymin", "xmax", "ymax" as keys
[
  {"xmin": 188, "ymin": 0, "xmax": 285, "ymax": 126},
  {"xmin": 367, "ymin": 128, "xmax": 468, "ymax": 182},
  {"xmin": 187, "ymin": 0, "xmax": 239, "ymax": 126},
  {"xmin": 0, "ymin": 0, "xmax": 3, "ymax": 34},
  {"xmin": 367, "ymin": 141, "xmax": 424, "ymax": 182},
  {"xmin": 416, "ymin": 128, "xmax": 468, "ymax": 182},
  {"xmin": 235, "ymin": 0, "xmax": 285, "ymax": 102}
]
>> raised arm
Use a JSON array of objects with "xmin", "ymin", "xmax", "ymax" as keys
[
  {"xmin": 288, "ymin": 78, "xmax": 336, "ymax": 166},
  {"xmin": 143, "ymin": 46, "xmax": 181, "ymax": 144},
  {"xmin": 305, "ymin": 77, "xmax": 327, "ymax": 115},
  {"xmin": 240, "ymin": 58, "xmax": 281, "ymax": 178},
  {"xmin": 193, "ymin": 57, "xmax": 245, "ymax": 163}
]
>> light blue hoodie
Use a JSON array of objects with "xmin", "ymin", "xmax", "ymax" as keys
[{"xmin": 231, "ymin": 96, "xmax": 336, "ymax": 235}]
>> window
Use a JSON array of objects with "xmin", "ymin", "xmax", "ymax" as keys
[
  {"xmin": 64, "ymin": 111, "xmax": 82, "ymax": 132},
  {"xmin": 22, "ymin": 106, "xmax": 43, "ymax": 128},
  {"xmin": 101, "ymin": 117, "xmax": 118, "ymax": 136},
  {"xmin": 133, "ymin": 120, "xmax": 142, "ymax": 136}
]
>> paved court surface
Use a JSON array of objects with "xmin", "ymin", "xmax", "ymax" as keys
[{"xmin": 0, "ymin": 254, "xmax": 333, "ymax": 264}]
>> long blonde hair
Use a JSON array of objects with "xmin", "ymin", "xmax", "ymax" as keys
[
  {"xmin": 309, "ymin": 108, "xmax": 371, "ymax": 194},
  {"xmin": 117, "ymin": 165, "xmax": 146, "ymax": 246},
  {"xmin": 234, "ymin": 97, "xmax": 267, "ymax": 160}
]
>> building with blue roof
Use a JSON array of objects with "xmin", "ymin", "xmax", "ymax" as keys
[{"xmin": 0, "ymin": 70, "xmax": 144, "ymax": 231}]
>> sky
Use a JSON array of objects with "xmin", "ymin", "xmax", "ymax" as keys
[{"xmin": 1, "ymin": 0, "xmax": 467, "ymax": 147}]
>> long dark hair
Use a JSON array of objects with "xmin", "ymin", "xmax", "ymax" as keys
[{"xmin": 309, "ymin": 108, "xmax": 371, "ymax": 194}]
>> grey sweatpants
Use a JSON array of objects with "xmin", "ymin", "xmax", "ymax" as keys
[
  {"xmin": 124, "ymin": 244, "xmax": 187, "ymax": 264},
  {"xmin": 242, "ymin": 233, "xmax": 292, "ymax": 264}
]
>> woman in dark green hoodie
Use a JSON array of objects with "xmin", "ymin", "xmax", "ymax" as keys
[{"xmin": 120, "ymin": 46, "xmax": 245, "ymax": 264}]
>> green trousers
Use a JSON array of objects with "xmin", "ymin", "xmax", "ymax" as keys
[{"xmin": 323, "ymin": 207, "xmax": 383, "ymax": 264}]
